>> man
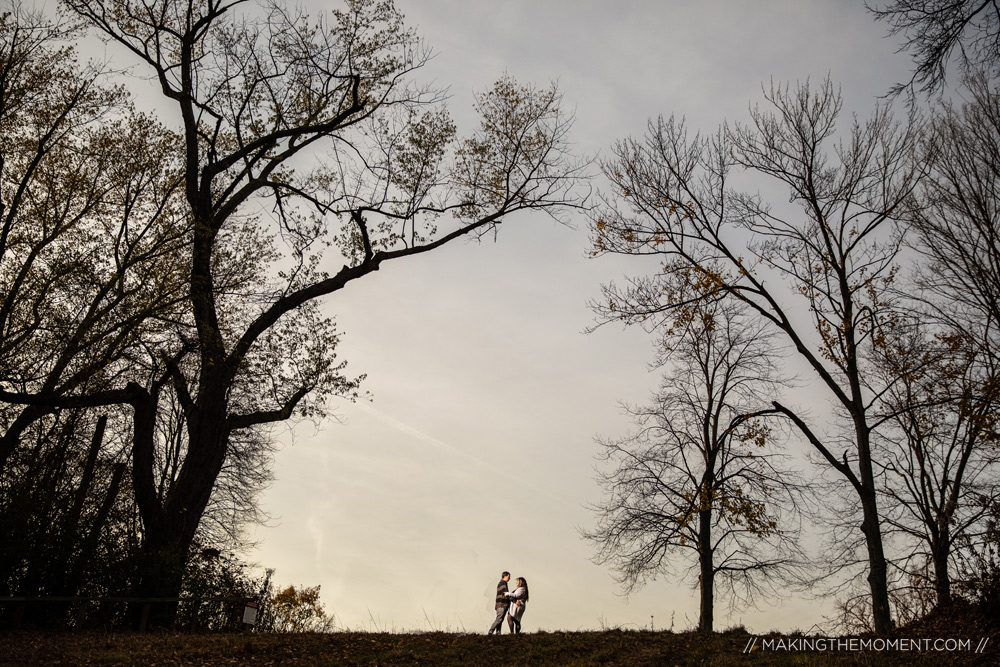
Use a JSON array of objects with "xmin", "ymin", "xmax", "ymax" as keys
[{"xmin": 487, "ymin": 571, "xmax": 511, "ymax": 634}]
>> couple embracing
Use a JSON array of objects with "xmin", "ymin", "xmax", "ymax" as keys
[{"xmin": 487, "ymin": 570, "xmax": 530, "ymax": 634}]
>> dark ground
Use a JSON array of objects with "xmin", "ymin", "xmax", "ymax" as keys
[{"xmin": 1, "ymin": 603, "xmax": 995, "ymax": 666}]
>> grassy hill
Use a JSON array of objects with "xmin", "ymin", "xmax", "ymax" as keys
[{"xmin": 1, "ymin": 622, "xmax": 995, "ymax": 667}]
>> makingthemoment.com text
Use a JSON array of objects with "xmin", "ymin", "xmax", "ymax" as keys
[{"xmin": 746, "ymin": 637, "xmax": 990, "ymax": 654}]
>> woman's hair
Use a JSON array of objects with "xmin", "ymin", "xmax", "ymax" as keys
[{"xmin": 518, "ymin": 577, "xmax": 529, "ymax": 602}]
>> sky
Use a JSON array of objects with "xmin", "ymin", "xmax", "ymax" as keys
[{"xmin": 243, "ymin": 0, "xmax": 917, "ymax": 633}]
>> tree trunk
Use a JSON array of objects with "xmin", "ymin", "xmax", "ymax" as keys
[
  {"xmin": 59, "ymin": 416, "xmax": 107, "ymax": 595},
  {"xmin": 63, "ymin": 415, "xmax": 108, "ymax": 537},
  {"xmin": 932, "ymin": 532, "xmax": 952, "ymax": 607},
  {"xmin": 859, "ymin": 483, "xmax": 892, "ymax": 633},
  {"xmin": 698, "ymin": 507, "xmax": 714, "ymax": 633},
  {"xmin": 66, "ymin": 461, "xmax": 126, "ymax": 594},
  {"xmin": 852, "ymin": 413, "xmax": 893, "ymax": 635},
  {"xmin": 130, "ymin": 382, "xmax": 231, "ymax": 628},
  {"xmin": 133, "ymin": 525, "xmax": 188, "ymax": 628}
]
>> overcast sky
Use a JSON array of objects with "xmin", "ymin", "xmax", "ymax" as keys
[{"xmin": 246, "ymin": 0, "xmax": 916, "ymax": 633}]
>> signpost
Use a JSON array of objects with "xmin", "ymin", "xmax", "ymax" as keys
[{"xmin": 242, "ymin": 600, "xmax": 259, "ymax": 627}]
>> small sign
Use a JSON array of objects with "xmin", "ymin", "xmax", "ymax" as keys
[{"xmin": 242, "ymin": 601, "xmax": 259, "ymax": 625}]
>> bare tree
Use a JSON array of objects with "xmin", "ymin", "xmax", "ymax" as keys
[
  {"xmin": 910, "ymin": 73, "xmax": 1000, "ymax": 350},
  {"xmin": 871, "ymin": 317, "xmax": 1000, "ymax": 608},
  {"xmin": 589, "ymin": 79, "xmax": 922, "ymax": 633},
  {"xmin": 879, "ymin": 71, "xmax": 1000, "ymax": 610},
  {"xmin": 585, "ymin": 299, "xmax": 803, "ymax": 633},
  {"xmin": 868, "ymin": 0, "xmax": 1000, "ymax": 94}
]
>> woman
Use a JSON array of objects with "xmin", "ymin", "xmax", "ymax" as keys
[{"xmin": 505, "ymin": 577, "xmax": 529, "ymax": 633}]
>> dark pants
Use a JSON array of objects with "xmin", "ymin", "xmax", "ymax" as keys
[
  {"xmin": 507, "ymin": 608, "xmax": 521, "ymax": 633},
  {"xmin": 488, "ymin": 604, "xmax": 509, "ymax": 634}
]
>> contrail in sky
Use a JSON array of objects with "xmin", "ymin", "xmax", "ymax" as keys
[
  {"xmin": 351, "ymin": 400, "xmax": 576, "ymax": 510},
  {"xmin": 352, "ymin": 399, "xmax": 485, "ymax": 467}
]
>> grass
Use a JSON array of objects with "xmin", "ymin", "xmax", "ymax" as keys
[{"xmin": 0, "ymin": 624, "xmax": 995, "ymax": 667}]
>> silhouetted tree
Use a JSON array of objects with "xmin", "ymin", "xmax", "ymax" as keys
[
  {"xmin": 0, "ymin": 0, "xmax": 587, "ymax": 623},
  {"xmin": 585, "ymin": 300, "xmax": 804, "ymax": 633},
  {"xmin": 872, "ymin": 317, "xmax": 1000, "ymax": 608},
  {"xmin": 885, "ymin": 70, "xmax": 1000, "ymax": 610},
  {"xmin": 868, "ymin": 0, "xmax": 1000, "ymax": 94},
  {"xmin": 589, "ymin": 79, "xmax": 922, "ymax": 633},
  {"xmin": 909, "ymin": 73, "xmax": 1000, "ymax": 352},
  {"xmin": 0, "ymin": 5, "xmax": 185, "ymax": 620},
  {"xmin": 0, "ymin": 4, "xmax": 187, "ymax": 476}
]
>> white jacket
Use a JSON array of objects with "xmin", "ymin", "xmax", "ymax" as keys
[{"xmin": 507, "ymin": 586, "xmax": 528, "ymax": 620}]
